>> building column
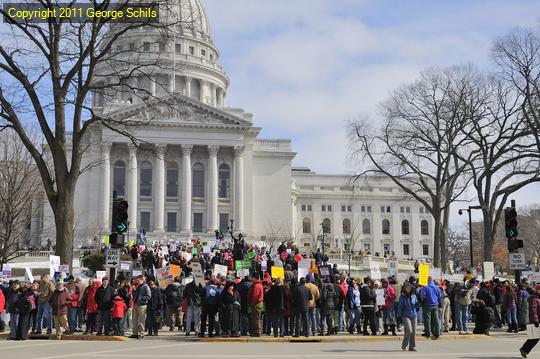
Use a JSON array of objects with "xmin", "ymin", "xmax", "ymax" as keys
[
  {"xmin": 372, "ymin": 210, "xmax": 382, "ymax": 256},
  {"xmin": 170, "ymin": 74, "xmax": 175, "ymax": 93},
  {"xmin": 210, "ymin": 83, "xmax": 216, "ymax": 106},
  {"xmin": 207, "ymin": 145, "xmax": 219, "ymax": 233},
  {"xmin": 186, "ymin": 76, "xmax": 192, "ymax": 98},
  {"xmin": 181, "ymin": 145, "xmax": 193, "ymax": 235},
  {"xmin": 101, "ymin": 143, "xmax": 112, "ymax": 231},
  {"xmin": 201, "ymin": 80, "xmax": 207, "ymax": 102},
  {"xmin": 154, "ymin": 145, "xmax": 166, "ymax": 233},
  {"xmin": 128, "ymin": 144, "xmax": 138, "ymax": 232},
  {"xmin": 234, "ymin": 146, "xmax": 245, "ymax": 233}
]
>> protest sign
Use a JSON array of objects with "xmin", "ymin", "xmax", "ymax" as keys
[
  {"xmin": 49, "ymin": 255, "xmax": 61, "ymax": 277},
  {"xmin": 319, "ymin": 265, "xmax": 331, "ymax": 278},
  {"xmin": 261, "ymin": 260, "xmax": 267, "ymax": 272},
  {"xmin": 120, "ymin": 261, "xmax": 132, "ymax": 271},
  {"xmin": 483, "ymin": 261, "xmax": 495, "ymax": 280},
  {"xmin": 213, "ymin": 264, "xmax": 228, "ymax": 278},
  {"xmin": 369, "ymin": 263, "xmax": 381, "ymax": 280},
  {"xmin": 1, "ymin": 264, "xmax": 12, "ymax": 277},
  {"xmin": 96, "ymin": 271, "xmax": 106, "ymax": 282},
  {"xmin": 237, "ymin": 268, "xmax": 250, "ymax": 278},
  {"xmin": 132, "ymin": 269, "xmax": 143, "ymax": 277},
  {"xmin": 59, "ymin": 264, "xmax": 70, "ymax": 274},
  {"xmin": 418, "ymin": 264, "xmax": 429, "ymax": 286},
  {"xmin": 235, "ymin": 260, "xmax": 252, "ymax": 270},
  {"xmin": 191, "ymin": 262, "xmax": 206, "ymax": 286},
  {"xmin": 170, "ymin": 264, "xmax": 181, "ymax": 279},
  {"xmin": 25, "ymin": 267, "xmax": 34, "ymax": 282},
  {"xmin": 387, "ymin": 260, "xmax": 398, "ymax": 277},
  {"xmin": 298, "ymin": 259, "xmax": 311, "ymax": 280},
  {"xmin": 155, "ymin": 266, "xmax": 174, "ymax": 289},
  {"xmin": 375, "ymin": 288, "xmax": 385, "ymax": 305},
  {"xmin": 271, "ymin": 266, "xmax": 285, "ymax": 279}
]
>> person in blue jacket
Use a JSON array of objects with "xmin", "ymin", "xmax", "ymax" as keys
[
  {"xmin": 397, "ymin": 282, "xmax": 418, "ymax": 351},
  {"xmin": 420, "ymin": 276, "xmax": 441, "ymax": 339}
]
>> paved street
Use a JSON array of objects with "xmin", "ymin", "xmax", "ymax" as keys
[{"xmin": 0, "ymin": 335, "xmax": 533, "ymax": 359}]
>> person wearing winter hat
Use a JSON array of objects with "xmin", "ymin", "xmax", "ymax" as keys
[
  {"xmin": 397, "ymin": 282, "xmax": 418, "ymax": 351},
  {"xmin": 520, "ymin": 284, "xmax": 540, "ymax": 358}
]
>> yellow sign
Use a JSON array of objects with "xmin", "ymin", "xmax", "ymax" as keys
[
  {"xmin": 102, "ymin": 235, "xmax": 110, "ymax": 245},
  {"xmin": 129, "ymin": 240, "xmax": 135, "ymax": 247},
  {"xmin": 418, "ymin": 264, "xmax": 429, "ymax": 286},
  {"xmin": 271, "ymin": 266, "xmax": 285, "ymax": 280}
]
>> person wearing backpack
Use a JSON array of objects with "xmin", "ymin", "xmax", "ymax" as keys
[
  {"xmin": 201, "ymin": 279, "xmax": 222, "ymax": 337},
  {"xmin": 164, "ymin": 277, "xmax": 184, "ymax": 332},
  {"xmin": 454, "ymin": 281, "xmax": 473, "ymax": 334},
  {"xmin": 184, "ymin": 277, "xmax": 204, "ymax": 336}
]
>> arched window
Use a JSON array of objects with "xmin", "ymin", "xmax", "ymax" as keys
[
  {"xmin": 166, "ymin": 162, "xmax": 178, "ymax": 198},
  {"xmin": 421, "ymin": 220, "xmax": 429, "ymax": 235},
  {"xmin": 113, "ymin": 160, "xmax": 126, "ymax": 197},
  {"xmin": 401, "ymin": 219, "xmax": 410, "ymax": 235},
  {"xmin": 192, "ymin": 163, "xmax": 205, "ymax": 198},
  {"xmin": 322, "ymin": 218, "xmax": 331, "ymax": 234},
  {"xmin": 343, "ymin": 218, "xmax": 351, "ymax": 235},
  {"xmin": 139, "ymin": 161, "xmax": 152, "ymax": 197},
  {"xmin": 362, "ymin": 219, "xmax": 371, "ymax": 234},
  {"xmin": 303, "ymin": 218, "xmax": 311, "ymax": 234},
  {"xmin": 382, "ymin": 219, "xmax": 390, "ymax": 235},
  {"xmin": 218, "ymin": 164, "xmax": 230, "ymax": 199}
]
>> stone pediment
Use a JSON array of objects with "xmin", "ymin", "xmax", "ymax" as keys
[{"xmin": 107, "ymin": 94, "xmax": 251, "ymax": 129}]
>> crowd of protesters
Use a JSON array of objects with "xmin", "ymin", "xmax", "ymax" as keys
[{"xmin": 1, "ymin": 237, "xmax": 540, "ymax": 357}]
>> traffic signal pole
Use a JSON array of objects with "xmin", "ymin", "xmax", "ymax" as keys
[{"xmin": 511, "ymin": 200, "xmax": 521, "ymax": 284}]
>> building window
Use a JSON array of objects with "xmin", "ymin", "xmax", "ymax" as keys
[
  {"xmin": 328, "ymin": 205, "xmax": 332, "ymax": 212},
  {"xmin": 139, "ymin": 161, "xmax": 152, "ymax": 197},
  {"xmin": 140, "ymin": 212, "xmax": 150, "ymax": 232},
  {"xmin": 189, "ymin": 46, "xmax": 194, "ymax": 55},
  {"xmin": 175, "ymin": 43, "xmax": 181, "ymax": 54},
  {"xmin": 406, "ymin": 207, "xmax": 411, "ymax": 213},
  {"xmin": 367, "ymin": 206, "xmax": 372, "ymax": 213},
  {"xmin": 143, "ymin": 42, "xmax": 150, "ymax": 52},
  {"xmin": 341, "ymin": 205, "xmax": 346, "ymax": 212},
  {"xmin": 129, "ymin": 42, "xmax": 135, "ymax": 50},
  {"xmin": 382, "ymin": 219, "xmax": 390, "ymax": 235},
  {"xmin": 343, "ymin": 219, "xmax": 351, "ymax": 235},
  {"xmin": 218, "ymin": 164, "xmax": 230, "ymax": 199},
  {"xmin": 322, "ymin": 218, "xmax": 331, "ymax": 234},
  {"xmin": 361, "ymin": 206, "xmax": 366, "ymax": 213},
  {"xmin": 363, "ymin": 243, "xmax": 370, "ymax": 252},
  {"xmin": 303, "ymin": 218, "xmax": 311, "ymax": 234},
  {"xmin": 210, "ymin": 54, "xmax": 214, "ymax": 61},
  {"xmin": 421, "ymin": 220, "xmax": 429, "ymax": 235},
  {"xmin": 401, "ymin": 219, "xmax": 410, "ymax": 235},
  {"xmin": 347, "ymin": 205, "xmax": 352, "ymax": 212},
  {"xmin": 386, "ymin": 206, "xmax": 391, "ymax": 213},
  {"xmin": 322, "ymin": 205, "xmax": 326, "ymax": 212},
  {"xmin": 362, "ymin": 219, "xmax": 371, "ymax": 234},
  {"xmin": 381, "ymin": 206, "xmax": 385, "ymax": 213},
  {"xmin": 219, "ymin": 213, "xmax": 229, "ymax": 231},
  {"xmin": 113, "ymin": 160, "xmax": 126, "ymax": 197},
  {"xmin": 201, "ymin": 49, "xmax": 206, "ymax": 56},
  {"xmin": 158, "ymin": 42, "xmax": 166, "ymax": 52},
  {"xmin": 420, "ymin": 207, "xmax": 424, "ymax": 214},
  {"xmin": 423, "ymin": 244, "xmax": 429, "ymax": 256},
  {"xmin": 166, "ymin": 212, "xmax": 177, "ymax": 232},
  {"xmin": 166, "ymin": 162, "xmax": 178, "ymax": 198},
  {"xmin": 192, "ymin": 163, "xmax": 205, "ymax": 198},
  {"xmin": 400, "ymin": 207, "xmax": 404, "ymax": 213},
  {"xmin": 193, "ymin": 213, "xmax": 203, "ymax": 233},
  {"xmin": 403, "ymin": 244, "xmax": 410, "ymax": 256},
  {"xmin": 301, "ymin": 205, "xmax": 306, "ymax": 211},
  {"xmin": 307, "ymin": 205, "xmax": 312, "ymax": 212}
]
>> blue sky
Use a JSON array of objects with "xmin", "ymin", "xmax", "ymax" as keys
[{"xmin": 203, "ymin": 0, "xmax": 540, "ymax": 227}]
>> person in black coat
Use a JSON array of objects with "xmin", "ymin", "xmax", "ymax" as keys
[
  {"xmin": 237, "ymin": 278, "xmax": 252, "ymax": 336},
  {"xmin": 17, "ymin": 284, "xmax": 35, "ymax": 340},
  {"xmin": 360, "ymin": 278, "xmax": 377, "ymax": 336},
  {"xmin": 293, "ymin": 277, "xmax": 312, "ymax": 337},
  {"xmin": 6, "ymin": 280, "xmax": 21, "ymax": 340},
  {"xmin": 268, "ymin": 279, "xmax": 285, "ymax": 337},
  {"xmin": 95, "ymin": 277, "xmax": 116, "ymax": 335},
  {"xmin": 321, "ymin": 278, "xmax": 337, "ymax": 335},
  {"xmin": 472, "ymin": 299, "xmax": 493, "ymax": 335},
  {"xmin": 219, "ymin": 282, "xmax": 235, "ymax": 337},
  {"xmin": 147, "ymin": 281, "xmax": 163, "ymax": 336}
]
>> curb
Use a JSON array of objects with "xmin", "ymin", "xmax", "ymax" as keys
[
  {"xmin": 0, "ymin": 332, "xmax": 127, "ymax": 342},
  {"xmin": 199, "ymin": 334, "xmax": 491, "ymax": 343}
]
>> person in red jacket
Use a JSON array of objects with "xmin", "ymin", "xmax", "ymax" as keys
[
  {"xmin": 247, "ymin": 273, "xmax": 264, "ymax": 337},
  {"xmin": 0, "ymin": 283, "xmax": 5, "ymax": 332},
  {"xmin": 111, "ymin": 295, "xmax": 127, "ymax": 336},
  {"xmin": 83, "ymin": 279, "xmax": 99, "ymax": 335}
]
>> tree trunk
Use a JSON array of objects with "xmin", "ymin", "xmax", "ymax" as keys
[
  {"xmin": 52, "ymin": 186, "xmax": 75, "ymax": 267},
  {"xmin": 441, "ymin": 208, "xmax": 450, "ymax": 273},
  {"xmin": 432, "ymin": 210, "xmax": 441, "ymax": 268},
  {"xmin": 483, "ymin": 216, "xmax": 493, "ymax": 262}
]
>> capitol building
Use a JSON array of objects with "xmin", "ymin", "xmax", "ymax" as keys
[{"xmin": 34, "ymin": 0, "xmax": 434, "ymax": 260}]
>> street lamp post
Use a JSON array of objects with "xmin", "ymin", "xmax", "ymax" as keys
[
  {"xmin": 320, "ymin": 222, "xmax": 326, "ymax": 259},
  {"xmin": 458, "ymin": 205, "xmax": 482, "ymax": 269}
]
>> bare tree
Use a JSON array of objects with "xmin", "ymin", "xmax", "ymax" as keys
[
  {"xmin": 350, "ymin": 66, "xmax": 476, "ymax": 270},
  {"xmin": 0, "ymin": 1, "xmax": 187, "ymax": 264},
  {"xmin": 447, "ymin": 226, "xmax": 470, "ymax": 268},
  {"xmin": 519, "ymin": 205, "xmax": 540, "ymax": 267},
  {"xmin": 455, "ymin": 75, "xmax": 540, "ymax": 262},
  {"xmin": 0, "ymin": 129, "xmax": 41, "ymax": 269}
]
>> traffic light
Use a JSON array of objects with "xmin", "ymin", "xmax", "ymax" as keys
[
  {"xmin": 508, "ymin": 239, "xmax": 524, "ymax": 251},
  {"xmin": 505, "ymin": 207, "xmax": 518, "ymax": 239},
  {"xmin": 111, "ymin": 199, "xmax": 129, "ymax": 234}
]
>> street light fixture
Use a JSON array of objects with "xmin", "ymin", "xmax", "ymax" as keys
[{"xmin": 458, "ymin": 205, "xmax": 482, "ymax": 268}]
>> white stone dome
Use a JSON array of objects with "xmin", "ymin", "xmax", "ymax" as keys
[{"xmin": 168, "ymin": 0, "xmax": 212, "ymax": 43}]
